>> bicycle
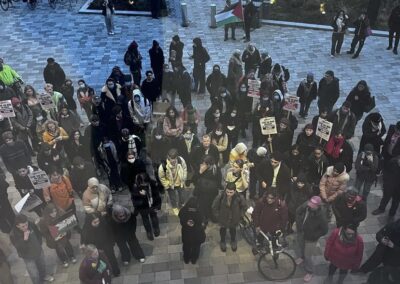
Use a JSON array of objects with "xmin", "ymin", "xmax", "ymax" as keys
[
  {"xmin": 255, "ymin": 229, "xmax": 296, "ymax": 281},
  {"xmin": 0, "ymin": 0, "xmax": 18, "ymax": 12},
  {"xmin": 239, "ymin": 207, "xmax": 256, "ymax": 246}
]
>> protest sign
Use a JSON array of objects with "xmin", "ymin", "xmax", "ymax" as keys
[
  {"xmin": 152, "ymin": 101, "xmax": 170, "ymax": 116},
  {"xmin": 28, "ymin": 170, "xmax": 51, "ymax": 190},
  {"xmin": 247, "ymin": 79, "xmax": 261, "ymax": 98},
  {"xmin": 48, "ymin": 210, "xmax": 78, "ymax": 240},
  {"xmin": 282, "ymin": 95, "xmax": 299, "ymax": 112},
  {"xmin": 316, "ymin": 118, "xmax": 333, "ymax": 142},
  {"xmin": 259, "ymin": 117, "xmax": 277, "ymax": 135},
  {"xmin": 15, "ymin": 193, "xmax": 43, "ymax": 213},
  {"xmin": 0, "ymin": 100, "xmax": 15, "ymax": 118},
  {"xmin": 38, "ymin": 93, "xmax": 55, "ymax": 110}
]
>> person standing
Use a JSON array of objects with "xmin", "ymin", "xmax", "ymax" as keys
[
  {"xmin": 241, "ymin": 43, "xmax": 261, "ymax": 76},
  {"xmin": 43, "ymin": 58, "xmax": 66, "ymax": 92},
  {"xmin": 331, "ymin": 10, "xmax": 349, "ymax": 58},
  {"xmin": 124, "ymin": 41, "xmax": 143, "ymax": 85},
  {"xmin": 354, "ymin": 144, "xmax": 379, "ymax": 199},
  {"xmin": 295, "ymin": 196, "xmax": 328, "ymax": 283},
  {"xmin": 212, "ymin": 183, "xmax": 247, "ymax": 252},
  {"xmin": 179, "ymin": 197, "xmax": 206, "ymax": 264},
  {"xmin": 381, "ymin": 121, "xmax": 400, "ymax": 166},
  {"xmin": 317, "ymin": 70, "xmax": 340, "ymax": 113},
  {"xmin": 149, "ymin": 40, "xmax": 164, "ymax": 81},
  {"xmin": 10, "ymin": 214, "xmax": 55, "ymax": 284},
  {"xmin": 79, "ymin": 244, "xmax": 112, "ymax": 284},
  {"xmin": 346, "ymin": 80, "xmax": 373, "ymax": 122},
  {"xmin": 223, "ymin": 0, "xmax": 236, "ymax": 40},
  {"xmin": 347, "ymin": 12, "xmax": 370, "ymax": 59},
  {"xmin": 387, "ymin": 5, "xmax": 400, "ymax": 55},
  {"xmin": 296, "ymin": 73, "xmax": 318, "ymax": 118},
  {"xmin": 190, "ymin": 37, "xmax": 210, "ymax": 94},
  {"xmin": 324, "ymin": 225, "xmax": 364, "ymax": 284},
  {"xmin": 169, "ymin": 35, "xmax": 184, "ymax": 69},
  {"xmin": 150, "ymin": 0, "xmax": 161, "ymax": 19},
  {"xmin": 0, "ymin": 173, "xmax": 15, "ymax": 233},
  {"xmin": 243, "ymin": 0, "xmax": 256, "ymax": 43},
  {"xmin": 0, "ymin": 247, "xmax": 14, "ymax": 284},
  {"xmin": 332, "ymin": 190, "xmax": 367, "ymax": 228},
  {"xmin": 102, "ymin": 0, "xmax": 115, "ymax": 35}
]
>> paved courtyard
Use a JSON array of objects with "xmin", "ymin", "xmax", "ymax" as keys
[{"xmin": 1, "ymin": 0, "xmax": 400, "ymax": 283}]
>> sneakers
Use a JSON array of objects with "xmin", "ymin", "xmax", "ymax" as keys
[
  {"xmin": 43, "ymin": 275, "xmax": 54, "ymax": 282},
  {"xmin": 330, "ymin": 54, "xmax": 335, "ymax": 58},
  {"xmin": 154, "ymin": 228, "xmax": 160, "ymax": 237},
  {"xmin": 231, "ymin": 241, "xmax": 237, "ymax": 252},
  {"xmin": 295, "ymin": 258, "xmax": 304, "ymax": 265},
  {"xmin": 71, "ymin": 257, "xmax": 77, "ymax": 264},
  {"xmin": 172, "ymin": 208, "xmax": 180, "ymax": 216},
  {"xmin": 346, "ymin": 50, "xmax": 354, "ymax": 54},
  {"xmin": 220, "ymin": 241, "xmax": 227, "ymax": 252},
  {"xmin": 372, "ymin": 208, "xmax": 385, "ymax": 215},
  {"xmin": 303, "ymin": 273, "xmax": 313, "ymax": 282},
  {"xmin": 123, "ymin": 261, "xmax": 129, "ymax": 266},
  {"xmin": 63, "ymin": 262, "xmax": 69, "ymax": 268},
  {"xmin": 139, "ymin": 258, "xmax": 145, "ymax": 263}
]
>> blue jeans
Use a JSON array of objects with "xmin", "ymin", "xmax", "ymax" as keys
[
  {"xmin": 23, "ymin": 250, "xmax": 46, "ymax": 284},
  {"xmin": 354, "ymin": 176, "xmax": 373, "ymax": 199},
  {"xmin": 167, "ymin": 187, "xmax": 183, "ymax": 208}
]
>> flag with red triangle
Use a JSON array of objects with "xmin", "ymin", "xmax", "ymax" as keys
[{"xmin": 215, "ymin": 1, "xmax": 244, "ymax": 27}]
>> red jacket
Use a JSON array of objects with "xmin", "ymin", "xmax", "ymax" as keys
[
  {"xmin": 324, "ymin": 228, "xmax": 364, "ymax": 270},
  {"xmin": 252, "ymin": 195, "xmax": 288, "ymax": 234}
]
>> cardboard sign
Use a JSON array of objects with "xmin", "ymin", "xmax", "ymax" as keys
[
  {"xmin": 247, "ymin": 79, "xmax": 261, "ymax": 98},
  {"xmin": 48, "ymin": 210, "xmax": 78, "ymax": 240},
  {"xmin": 28, "ymin": 170, "xmax": 51, "ymax": 190},
  {"xmin": 0, "ymin": 100, "xmax": 15, "ymax": 118},
  {"xmin": 282, "ymin": 95, "xmax": 299, "ymax": 112},
  {"xmin": 316, "ymin": 118, "xmax": 333, "ymax": 142},
  {"xmin": 152, "ymin": 101, "xmax": 170, "ymax": 116},
  {"xmin": 259, "ymin": 117, "xmax": 277, "ymax": 135},
  {"xmin": 38, "ymin": 93, "xmax": 55, "ymax": 110},
  {"xmin": 15, "ymin": 193, "xmax": 43, "ymax": 213}
]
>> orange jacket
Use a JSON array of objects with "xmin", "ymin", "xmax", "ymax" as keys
[{"xmin": 43, "ymin": 176, "xmax": 74, "ymax": 210}]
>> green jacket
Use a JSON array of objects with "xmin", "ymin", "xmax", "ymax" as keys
[{"xmin": 0, "ymin": 64, "xmax": 20, "ymax": 86}]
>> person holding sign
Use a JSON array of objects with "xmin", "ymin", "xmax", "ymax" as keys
[
  {"xmin": 38, "ymin": 203, "xmax": 76, "ymax": 268},
  {"xmin": 10, "ymin": 214, "xmax": 55, "ymax": 284}
]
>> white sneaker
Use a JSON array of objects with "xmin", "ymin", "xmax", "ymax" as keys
[
  {"xmin": 123, "ymin": 261, "xmax": 129, "ymax": 266},
  {"xmin": 63, "ymin": 262, "xmax": 69, "ymax": 268},
  {"xmin": 43, "ymin": 275, "xmax": 54, "ymax": 282},
  {"xmin": 330, "ymin": 54, "xmax": 335, "ymax": 58},
  {"xmin": 139, "ymin": 258, "xmax": 145, "ymax": 263},
  {"xmin": 71, "ymin": 257, "xmax": 77, "ymax": 264}
]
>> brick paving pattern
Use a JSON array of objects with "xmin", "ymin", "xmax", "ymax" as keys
[{"xmin": 1, "ymin": 0, "xmax": 399, "ymax": 283}]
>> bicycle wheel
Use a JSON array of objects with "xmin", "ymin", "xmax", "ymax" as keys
[
  {"xmin": 257, "ymin": 251, "xmax": 296, "ymax": 281},
  {"xmin": 27, "ymin": 0, "xmax": 37, "ymax": 10},
  {"xmin": 48, "ymin": 0, "xmax": 56, "ymax": 9},
  {"xmin": 0, "ymin": 0, "xmax": 10, "ymax": 11},
  {"xmin": 239, "ymin": 218, "xmax": 256, "ymax": 246}
]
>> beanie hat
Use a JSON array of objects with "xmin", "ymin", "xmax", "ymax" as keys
[
  {"xmin": 307, "ymin": 196, "xmax": 322, "ymax": 209},
  {"xmin": 333, "ymin": 162, "xmax": 345, "ymax": 174},
  {"xmin": 325, "ymin": 70, "xmax": 334, "ymax": 77},
  {"xmin": 342, "ymin": 101, "xmax": 352, "ymax": 108},
  {"xmin": 256, "ymin": 147, "xmax": 268, "ymax": 157},
  {"xmin": 87, "ymin": 177, "xmax": 100, "ymax": 188},
  {"xmin": 234, "ymin": 143, "xmax": 247, "ymax": 155}
]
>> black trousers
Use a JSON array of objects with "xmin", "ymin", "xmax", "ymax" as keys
[
  {"xmin": 350, "ymin": 35, "xmax": 365, "ymax": 56},
  {"xmin": 331, "ymin": 32, "xmax": 345, "ymax": 55},
  {"xmin": 101, "ymin": 245, "xmax": 120, "ymax": 276},
  {"xmin": 182, "ymin": 242, "xmax": 201, "ymax": 262},
  {"xmin": 388, "ymin": 29, "xmax": 400, "ymax": 50},
  {"xmin": 55, "ymin": 240, "xmax": 75, "ymax": 262},
  {"xmin": 299, "ymin": 99, "xmax": 313, "ymax": 116},
  {"xmin": 328, "ymin": 263, "xmax": 348, "ymax": 284},
  {"xmin": 0, "ymin": 200, "xmax": 15, "ymax": 233},
  {"xmin": 224, "ymin": 24, "xmax": 236, "ymax": 39},
  {"xmin": 116, "ymin": 235, "xmax": 145, "ymax": 262},
  {"xmin": 139, "ymin": 209, "xmax": 159, "ymax": 233},
  {"xmin": 193, "ymin": 65, "xmax": 206, "ymax": 93},
  {"xmin": 244, "ymin": 19, "xmax": 251, "ymax": 40},
  {"xmin": 220, "ymin": 227, "xmax": 236, "ymax": 242},
  {"xmin": 378, "ymin": 185, "xmax": 400, "ymax": 216}
]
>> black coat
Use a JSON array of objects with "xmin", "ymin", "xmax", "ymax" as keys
[
  {"xmin": 206, "ymin": 71, "xmax": 227, "ymax": 98},
  {"xmin": 176, "ymin": 136, "xmax": 200, "ymax": 170},
  {"xmin": 179, "ymin": 205, "xmax": 205, "ymax": 245},
  {"xmin": 110, "ymin": 215, "xmax": 138, "ymax": 243},
  {"xmin": 10, "ymin": 221, "xmax": 43, "ymax": 259},
  {"xmin": 295, "ymin": 202, "xmax": 328, "ymax": 242},
  {"xmin": 360, "ymin": 113, "xmax": 386, "ymax": 153},
  {"xmin": 70, "ymin": 162, "xmax": 97, "ymax": 197},
  {"xmin": 258, "ymin": 57, "xmax": 272, "ymax": 79},
  {"xmin": 389, "ymin": 6, "xmax": 400, "ymax": 32},
  {"xmin": 212, "ymin": 191, "xmax": 247, "ymax": 228},
  {"xmin": 149, "ymin": 46, "xmax": 165, "ymax": 75},
  {"xmin": 353, "ymin": 18, "xmax": 370, "ymax": 39},
  {"xmin": 375, "ymin": 219, "xmax": 400, "ymax": 267},
  {"xmin": 169, "ymin": 41, "xmax": 184, "ymax": 67},
  {"xmin": 80, "ymin": 217, "xmax": 115, "ymax": 249},
  {"xmin": 382, "ymin": 157, "xmax": 400, "ymax": 195},
  {"xmin": 120, "ymin": 159, "xmax": 146, "ymax": 190},
  {"xmin": 258, "ymin": 159, "xmax": 291, "ymax": 198},
  {"xmin": 346, "ymin": 89, "xmax": 372, "ymax": 120},
  {"xmin": 297, "ymin": 80, "xmax": 318, "ymax": 103},
  {"xmin": 328, "ymin": 109, "xmax": 357, "ymax": 139},
  {"xmin": 283, "ymin": 152, "xmax": 304, "ymax": 178},
  {"xmin": 43, "ymin": 62, "xmax": 66, "ymax": 91},
  {"xmin": 287, "ymin": 182, "xmax": 313, "ymax": 215},
  {"xmin": 304, "ymin": 154, "xmax": 329, "ymax": 185},
  {"xmin": 150, "ymin": 136, "xmax": 170, "ymax": 165},
  {"xmin": 141, "ymin": 78, "xmax": 160, "ymax": 102},
  {"xmin": 190, "ymin": 145, "xmax": 219, "ymax": 173},
  {"xmin": 241, "ymin": 48, "xmax": 261, "ymax": 74},
  {"xmin": 131, "ymin": 180, "xmax": 161, "ymax": 212},
  {"xmin": 101, "ymin": 0, "xmax": 115, "ymax": 16},
  {"xmin": 332, "ymin": 194, "xmax": 367, "ymax": 227},
  {"xmin": 317, "ymin": 77, "xmax": 340, "ymax": 111},
  {"xmin": 296, "ymin": 132, "xmax": 319, "ymax": 158},
  {"xmin": 382, "ymin": 125, "xmax": 400, "ymax": 160},
  {"xmin": 192, "ymin": 45, "xmax": 210, "ymax": 74}
]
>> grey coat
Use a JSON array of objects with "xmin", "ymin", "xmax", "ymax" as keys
[{"xmin": 212, "ymin": 191, "xmax": 247, "ymax": 228}]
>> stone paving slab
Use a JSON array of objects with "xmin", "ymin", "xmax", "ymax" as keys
[{"xmin": 0, "ymin": 0, "xmax": 400, "ymax": 283}]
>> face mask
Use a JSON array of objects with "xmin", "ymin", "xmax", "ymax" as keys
[
  {"xmin": 155, "ymin": 135, "xmax": 162, "ymax": 140},
  {"xmin": 240, "ymin": 87, "xmax": 247, "ymax": 92},
  {"xmin": 127, "ymin": 158, "xmax": 135, "ymax": 163},
  {"xmin": 220, "ymin": 92, "xmax": 227, "ymax": 98},
  {"xmin": 184, "ymin": 134, "xmax": 192, "ymax": 140},
  {"xmin": 231, "ymin": 112, "xmax": 237, "ymax": 117},
  {"xmin": 215, "ymin": 131, "xmax": 222, "ymax": 136},
  {"xmin": 214, "ymin": 113, "xmax": 220, "ymax": 118},
  {"xmin": 79, "ymin": 83, "xmax": 85, "ymax": 88},
  {"xmin": 107, "ymin": 84, "xmax": 115, "ymax": 89}
]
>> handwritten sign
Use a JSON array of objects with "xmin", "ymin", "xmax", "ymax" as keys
[
  {"xmin": 15, "ymin": 193, "xmax": 43, "ymax": 213},
  {"xmin": 247, "ymin": 79, "xmax": 261, "ymax": 98},
  {"xmin": 0, "ymin": 100, "xmax": 15, "ymax": 118},
  {"xmin": 316, "ymin": 118, "xmax": 333, "ymax": 142},
  {"xmin": 283, "ymin": 95, "xmax": 299, "ymax": 112},
  {"xmin": 48, "ymin": 210, "xmax": 78, "ymax": 240},
  {"xmin": 259, "ymin": 117, "xmax": 277, "ymax": 135},
  {"xmin": 38, "ymin": 93, "xmax": 55, "ymax": 110},
  {"xmin": 28, "ymin": 170, "xmax": 51, "ymax": 190}
]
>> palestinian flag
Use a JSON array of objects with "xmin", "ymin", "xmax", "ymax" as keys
[{"xmin": 215, "ymin": 1, "xmax": 243, "ymax": 27}]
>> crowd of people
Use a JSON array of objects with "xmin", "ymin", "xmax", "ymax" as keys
[{"xmin": 0, "ymin": 6, "xmax": 400, "ymax": 284}]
